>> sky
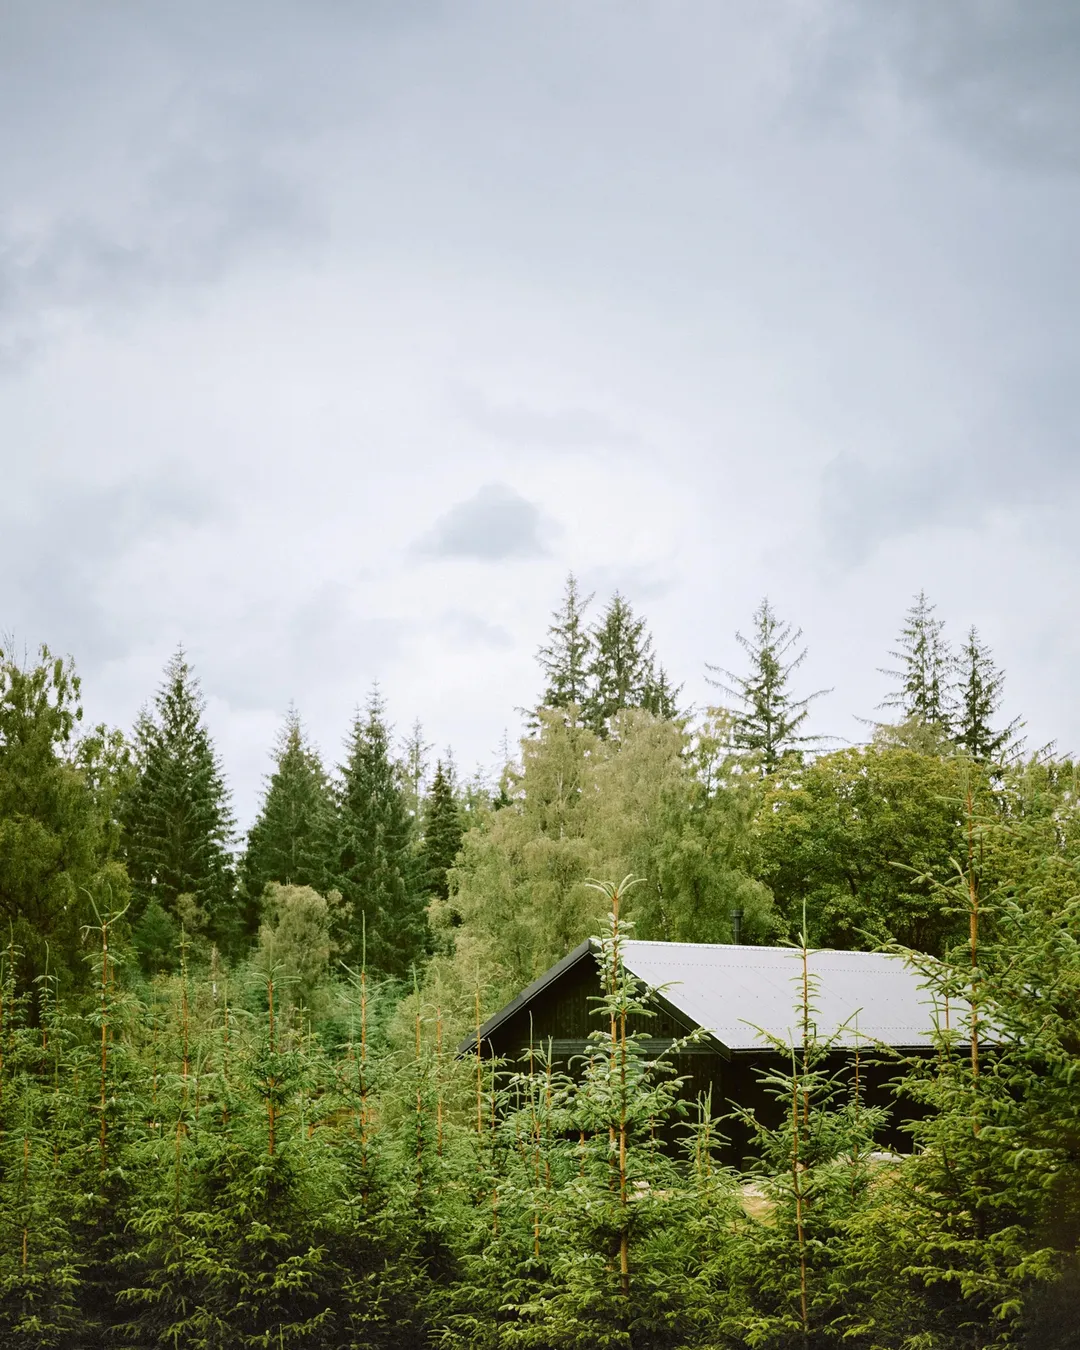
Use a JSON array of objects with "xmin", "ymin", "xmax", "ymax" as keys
[{"xmin": 3, "ymin": 1, "xmax": 1079, "ymax": 828}]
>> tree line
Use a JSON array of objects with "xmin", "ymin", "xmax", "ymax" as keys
[{"xmin": 0, "ymin": 579, "xmax": 1075, "ymax": 1345}]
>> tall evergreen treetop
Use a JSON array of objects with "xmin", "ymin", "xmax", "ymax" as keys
[
  {"xmin": 707, "ymin": 597, "xmax": 828, "ymax": 774},
  {"xmin": 880, "ymin": 591, "xmax": 953, "ymax": 730},
  {"xmin": 419, "ymin": 757, "xmax": 464, "ymax": 902},
  {"xmin": 536, "ymin": 572, "xmax": 594, "ymax": 713},
  {"xmin": 332, "ymin": 687, "xmax": 429, "ymax": 978},
  {"xmin": 123, "ymin": 647, "xmax": 236, "ymax": 944},
  {"xmin": 952, "ymin": 626, "xmax": 1023, "ymax": 763},
  {"xmin": 240, "ymin": 707, "xmax": 333, "ymax": 923},
  {"xmin": 583, "ymin": 591, "xmax": 679, "ymax": 734}
]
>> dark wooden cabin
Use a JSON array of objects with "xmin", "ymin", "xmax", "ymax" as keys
[{"xmin": 459, "ymin": 939, "xmax": 941, "ymax": 1162}]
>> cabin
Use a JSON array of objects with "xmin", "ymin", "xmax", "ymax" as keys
[{"xmin": 460, "ymin": 939, "xmax": 941, "ymax": 1161}]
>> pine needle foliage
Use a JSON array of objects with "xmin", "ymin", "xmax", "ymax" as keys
[{"xmin": 707, "ymin": 598, "xmax": 829, "ymax": 774}]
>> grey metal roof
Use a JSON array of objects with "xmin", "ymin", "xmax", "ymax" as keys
[{"xmin": 621, "ymin": 940, "xmax": 940, "ymax": 1051}]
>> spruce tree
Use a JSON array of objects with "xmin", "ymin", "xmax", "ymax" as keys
[
  {"xmin": 331, "ymin": 689, "xmax": 429, "ymax": 978},
  {"xmin": 536, "ymin": 572, "xmax": 594, "ymax": 714},
  {"xmin": 952, "ymin": 626, "xmax": 1023, "ymax": 763},
  {"xmin": 582, "ymin": 592, "xmax": 676, "ymax": 735},
  {"xmin": 239, "ymin": 708, "xmax": 333, "ymax": 926},
  {"xmin": 122, "ymin": 649, "xmax": 237, "ymax": 949},
  {"xmin": 880, "ymin": 591, "xmax": 953, "ymax": 731},
  {"xmin": 419, "ymin": 759, "xmax": 464, "ymax": 901},
  {"xmin": 707, "ymin": 597, "xmax": 828, "ymax": 773}
]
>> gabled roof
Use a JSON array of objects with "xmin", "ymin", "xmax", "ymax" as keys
[
  {"xmin": 463, "ymin": 938, "xmax": 943, "ymax": 1056},
  {"xmin": 621, "ymin": 940, "xmax": 939, "ymax": 1051}
]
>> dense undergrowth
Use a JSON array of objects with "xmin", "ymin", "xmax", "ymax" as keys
[{"xmin": 0, "ymin": 857, "xmax": 1078, "ymax": 1350}]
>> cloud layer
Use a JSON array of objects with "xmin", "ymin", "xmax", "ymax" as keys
[{"xmin": 2, "ymin": 1, "xmax": 1078, "ymax": 822}]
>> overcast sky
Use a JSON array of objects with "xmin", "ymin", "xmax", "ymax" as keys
[{"xmin": 3, "ymin": 1, "xmax": 1079, "ymax": 827}]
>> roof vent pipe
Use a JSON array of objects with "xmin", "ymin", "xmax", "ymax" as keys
[{"xmin": 731, "ymin": 907, "xmax": 743, "ymax": 945}]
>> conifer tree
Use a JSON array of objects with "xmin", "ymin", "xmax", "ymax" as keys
[
  {"xmin": 583, "ymin": 592, "xmax": 673, "ymax": 735},
  {"xmin": 239, "ymin": 708, "xmax": 333, "ymax": 927},
  {"xmin": 951, "ymin": 626, "xmax": 1023, "ymax": 763},
  {"xmin": 880, "ymin": 590, "xmax": 953, "ymax": 731},
  {"xmin": 0, "ymin": 645, "xmax": 128, "ymax": 995},
  {"xmin": 401, "ymin": 718, "xmax": 433, "ymax": 821},
  {"xmin": 332, "ymin": 689, "xmax": 430, "ymax": 979},
  {"xmin": 536, "ymin": 572, "xmax": 594, "ymax": 714},
  {"xmin": 419, "ymin": 760, "xmax": 464, "ymax": 901},
  {"xmin": 122, "ymin": 648, "xmax": 237, "ymax": 948},
  {"xmin": 707, "ymin": 597, "xmax": 828, "ymax": 773}
]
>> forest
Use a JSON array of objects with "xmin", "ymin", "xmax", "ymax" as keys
[{"xmin": 0, "ymin": 577, "xmax": 1078, "ymax": 1349}]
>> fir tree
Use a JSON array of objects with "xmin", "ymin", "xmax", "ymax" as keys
[
  {"xmin": 582, "ymin": 592, "xmax": 671, "ymax": 735},
  {"xmin": 0, "ymin": 645, "xmax": 129, "ymax": 996},
  {"xmin": 419, "ymin": 759, "xmax": 464, "ymax": 902},
  {"xmin": 331, "ymin": 689, "xmax": 430, "ymax": 978},
  {"xmin": 536, "ymin": 572, "xmax": 594, "ymax": 714},
  {"xmin": 707, "ymin": 597, "xmax": 828, "ymax": 774},
  {"xmin": 639, "ymin": 661, "xmax": 681, "ymax": 721},
  {"xmin": 239, "ymin": 708, "xmax": 333, "ymax": 927},
  {"xmin": 952, "ymin": 626, "xmax": 1023, "ymax": 763},
  {"xmin": 122, "ymin": 648, "xmax": 237, "ymax": 950},
  {"xmin": 880, "ymin": 590, "xmax": 953, "ymax": 731},
  {"xmin": 401, "ymin": 718, "xmax": 433, "ymax": 821}
]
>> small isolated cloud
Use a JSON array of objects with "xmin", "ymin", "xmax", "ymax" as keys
[{"xmin": 415, "ymin": 483, "xmax": 554, "ymax": 561}]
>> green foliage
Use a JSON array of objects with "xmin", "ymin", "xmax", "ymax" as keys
[
  {"xmin": 537, "ymin": 572, "xmax": 594, "ymax": 715},
  {"xmin": 420, "ymin": 759, "xmax": 464, "ymax": 901},
  {"xmin": 239, "ymin": 707, "xmax": 334, "ymax": 930},
  {"xmin": 122, "ymin": 648, "xmax": 237, "ymax": 954},
  {"xmin": 0, "ymin": 644, "xmax": 129, "ymax": 995},
  {"xmin": 583, "ymin": 592, "xmax": 679, "ymax": 736},
  {"xmin": 707, "ymin": 597, "xmax": 829, "ymax": 774},
  {"xmin": 439, "ymin": 708, "xmax": 772, "ymax": 1016},
  {"xmin": 952, "ymin": 625, "xmax": 1024, "ymax": 763},
  {"xmin": 252, "ymin": 884, "xmax": 336, "ymax": 1016},
  {"xmin": 723, "ymin": 935, "xmax": 888, "ymax": 1347},
  {"xmin": 331, "ymin": 689, "xmax": 429, "ymax": 979},
  {"xmin": 754, "ymin": 744, "xmax": 987, "ymax": 953},
  {"xmin": 880, "ymin": 589, "xmax": 953, "ymax": 732}
]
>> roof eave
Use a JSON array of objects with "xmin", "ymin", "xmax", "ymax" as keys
[{"xmin": 456, "ymin": 937, "xmax": 596, "ymax": 1057}]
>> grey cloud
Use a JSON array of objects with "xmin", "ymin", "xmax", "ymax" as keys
[
  {"xmin": 804, "ymin": 1, "xmax": 1080, "ymax": 173},
  {"xmin": 415, "ymin": 484, "xmax": 555, "ymax": 561}
]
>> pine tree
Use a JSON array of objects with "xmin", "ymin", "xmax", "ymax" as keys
[
  {"xmin": 0, "ymin": 645, "xmax": 129, "ymax": 996},
  {"xmin": 239, "ymin": 708, "xmax": 333, "ymax": 927},
  {"xmin": 952, "ymin": 626, "xmax": 1023, "ymax": 763},
  {"xmin": 401, "ymin": 719, "xmax": 433, "ymax": 822},
  {"xmin": 332, "ymin": 689, "xmax": 430, "ymax": 978},
  {"xmin": 536, "ymin": 573, "xmax": 594, "ymax": 714},
  {"xmin": 583, "ymin": 592, "xmax": 672, "ymax": 735},
  {"xmin": 639, "ymin": 661, "xmax": 681, "ymax": 721},
  {"xmin": 419, "ymin": 759, "xmax": 464, "ymax": 901},
  {"xmin": 122, "ymin": 648, "xmax": 237, "ymax": 950},
  {"xmin": 707, "ymin": 597, "xmax": 828, "ymax": 774},
  {"xmin": 880, "ymin": 591, "xmax": 953, "ymax": 731}
]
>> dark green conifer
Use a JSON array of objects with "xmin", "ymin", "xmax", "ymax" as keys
[
  {"xmin": 536, "ymin": 572, "xmax": 594, "ymax": 715},
  {"xmin": 419, "ymin": 759, "xmax": 464, "ymax": 901},
  {"xmin": 582, "ymin": 592, "xmax": 667, "ymax": 735},
  {"xmin": 239, "ymin": 708, "xmax": 333, "ymax": 928},
  {"xmin": 880, "ymin": 590, "xmax": 953, "ymax": 731},
  {"xmin": 0, "ymin": 645, "xmax": 130, "ymax": 995},
  {"xmin": 331, "ymin": 688, "xmax": 429, "ymax": 978},
  {"xmin": 951, "ymin": 626, "xmax": 1023, "ymax": 763},
  {"xmin": 707, "ymin": 597, "xmax": 828, "ymax": 773},
  {"xmin": 122, "ymin": 648, "xmax": 237, "ymax": 950}
]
